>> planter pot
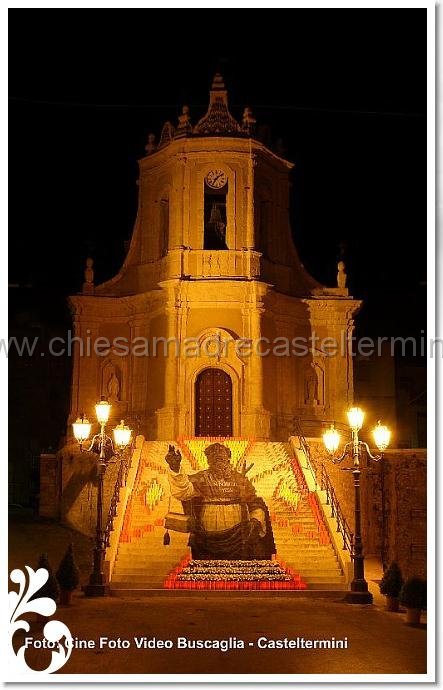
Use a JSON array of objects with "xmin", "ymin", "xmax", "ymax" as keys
[
  {"xmin": 405, "ymin": 607, "xmax": 421, "ymax": 626},
  {"xmin": 386, "ymin": 596, "xmax": 399, "ymax": 612},
  {"xmin": 59, "ymin": 590, "xmax": 72, "ymax": 606}
]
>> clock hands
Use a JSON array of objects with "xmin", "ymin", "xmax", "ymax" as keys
[{"xmin": 206, "ymin": 171, "xmax": 226, "ymax": 188}]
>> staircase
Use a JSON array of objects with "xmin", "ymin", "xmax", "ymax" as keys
[
  {"xmin": 110, "ymin": 440, "xmax": 346, "ymax": 594},
  {"xmin": 110, "ymin": 441, "xmax": 191, "ymax": 590},
  {"xmin": 245, "ymin": 443, "xmax": 346, "ymax": 590}
]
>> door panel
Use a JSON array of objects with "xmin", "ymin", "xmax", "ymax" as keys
[{"xmin": 195, "ymin": 368, "xmax": 233, "ymax": 437}]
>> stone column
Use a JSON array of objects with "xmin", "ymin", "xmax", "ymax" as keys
[
  {"xmin": 242, "ymin": 290, "xmax": 271, "ymax": 439},
  {"xmin": 156, "ymin": 283, "xmax": 180, "ymax": 439},
  {"xmin": 69, "ymin": 315, "xmax": 100, "ymax": 426},
  {"xmin": 245, "ymin": 153, "xmax": 256, "ymax": 250},
  {"xmin": 129, "ymin": 316, "xmax": 149, "ymax": 434},
  {"xmin": 249, "ymin": 302, "xmax": 264, "ymax": 409}
]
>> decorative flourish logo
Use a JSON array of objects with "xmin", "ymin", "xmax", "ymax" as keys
[{"xmin": 9, "ymin": 566, "xmax": 73, "ymax": 675}]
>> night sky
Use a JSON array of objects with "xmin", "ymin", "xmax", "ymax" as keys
[{"xmin": 9, "ymin": 10, "xmax": 427, "ymax": 339}]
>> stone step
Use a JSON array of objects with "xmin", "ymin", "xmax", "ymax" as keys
[
  {"xmin": 109, "ymin": 587, "xmax": 348, "ymax": 596},
  {"xmin": 125, "ymin": 541, "xmax": 322, "ymax": 551},
  {"xmin": 116, "ymin": 557, "xmax": 179, "ymax": 569},
  {"xmin": 118, "ymin": 548, "xmax": 338, "ymax": 558},
  {"xmin": 111, "ymin": 580, "xmax": 167, "ymax": 588},
  {"xmin": 294, "ymin": 568, "xmax": 343, "ymax": 576},
  {"xmin": 117, "ymin": 540, "xmax": 188, "ymax": 549},
  {"xmin": 109, "ymin": 585, "xmax": 339, "ymax": 594},
  {"xmin": 115, "ymin": 556, "xmax": 188, "ymax": 566},
  {"xmin": 115, "ymin": 561, "xmax": 340, "ymax": 573},
  {"xmin": 301, "ymin": 576, "xmax": 345, "ymax": 584},
  {"xmin": 276, "ymin": 549, "xmax": 336, "ymax": 556},
  {"xmin": 278, "ymin": 556, "xmax": 340, "ymax": 565},
  {"xmin": 301, "ymin": 582, "xmax": 346, "ymax": 591},
  {"xmin": 116, "ymin": 553, "xmax": 189, "ymax": 562},
  {"xmin": 275, "ymin": 543, "xmax": 335, "ymax": 550},
  {"xmin": 113, "ymin": 562, "xmax": 342, "ymax": 582}
]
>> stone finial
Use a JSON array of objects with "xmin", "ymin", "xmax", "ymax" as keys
[
  {"xmin": 242, "ymin": 106, "xmax": 256, "ymax": 134},
  {"xmin": 145, "ymin": 133, "xmax": 156, "ymax": 155},
  {"xmin": 158, "ymin": 121, "xmax": 175, "ymax": 147},
  {"xmin": 82, "ymin": 257, "xmax": 94, "ymax": 295},
  {"xmin": 176, "ymin": 105, "xmax": 192, "ymax": 137},
  {"xmin": 337, "ymin": 260, "xmax": 347, "ymax": 289}
]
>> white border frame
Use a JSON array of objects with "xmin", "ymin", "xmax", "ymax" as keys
[{"xmin": 3, "ymin": 1, "xmax": 436, "ymax": 686}]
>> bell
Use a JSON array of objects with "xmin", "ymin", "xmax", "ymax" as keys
[{"xmin": 209, "ymin": 202, "xmax": 222, "ymax": 224}]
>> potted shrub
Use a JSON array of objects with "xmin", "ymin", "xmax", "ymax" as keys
[
  {"xmin": 379, "ymin": 562, "xmax": 404, "ymax": 611},
  {"xmin": 400, "ymin": 577, "xmax": 426, "ymax": 625},
  {"xmin": 56, "ymin": 543, "xmax": 80, "ymax": 605},
  {"xmin": 32, "ymin": 553, "xmax": 59, "ymax": 621}
]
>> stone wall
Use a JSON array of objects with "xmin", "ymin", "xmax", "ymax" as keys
[
  {"xmin": 305, "ymin": 439, "xmax": 426, "ymax": 578},
  {"xmin": 39, "ymin": 453, "xmax": 61, "ymax": 519},
  {"xmin": 40, "ymin": 442, "xmax": 122, "ymax": 537},
  {"xmin": 363, "ymin": 449, "xmax": 426, "ymax": 578}
]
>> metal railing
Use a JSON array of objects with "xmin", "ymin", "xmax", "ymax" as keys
[
  {"xmin": 292, "ymin": 417, "xmax": 318, "ymax": 490},
  {"xmin": 320, "ymin": 464, "xmax": 354, "ymax": 554},
  {"xmin": 104, "ymin": 448, "xmax": 132, "ymax": 548}
]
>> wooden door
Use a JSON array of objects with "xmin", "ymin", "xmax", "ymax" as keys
[{"xmin": 195, "ymin": 368, "xmax": 233, "ymax": 437}]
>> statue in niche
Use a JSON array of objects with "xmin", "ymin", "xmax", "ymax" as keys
[
  {"xmin": 106, "ymin": 366, "xmax": 120, "ymax": 402},
  {"xmin": 305, "ymin": 363, "xmax": 320, "ymax": 405}
]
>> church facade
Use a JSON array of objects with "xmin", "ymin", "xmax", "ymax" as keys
[{"xmin": 68, "ymin": 74, "xmax": 360, "ymax": 442}]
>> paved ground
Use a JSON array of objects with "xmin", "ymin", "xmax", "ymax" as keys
[
  {"xmin": 9, "ymin": 516, "xmax": 427, "ymax": 677},
  {"xmin": 14, "ymin": 591, "xmax": 426, "ymax": 676}
]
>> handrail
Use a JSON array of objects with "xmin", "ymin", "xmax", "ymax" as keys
[
  {"xmin": 104, "ymin": 447, "xmax": 132, "ymax": 548},
  {"xmin": 292, "ymin": 417, "xmax": 318, "ymax": 490},
  {"xmin": 320, "ymin": 464, "xmax": 354, "ymax": 554}
]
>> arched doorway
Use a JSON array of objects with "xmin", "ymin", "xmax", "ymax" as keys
[{"xmin": 195, "ymin": 368, "xmax": 233, "ymax": 437}]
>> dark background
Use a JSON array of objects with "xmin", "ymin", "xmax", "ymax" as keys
[{"xmin": 8, "ymin": 11, "xmax": 427, "ymax": 503}]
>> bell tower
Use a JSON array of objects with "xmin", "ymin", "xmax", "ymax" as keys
[{"xmin": 68, "ymin": 74, "xmax": 361, "ymax": 441}]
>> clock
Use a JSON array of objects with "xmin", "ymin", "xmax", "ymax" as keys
[{"xmin": 205, "ymin": 169, "xmax": 228, "ymax": 189}]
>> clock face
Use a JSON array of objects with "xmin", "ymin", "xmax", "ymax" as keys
[{"xmin": 205, "ymin": 169, "xmax": 228, "ymax": 189}]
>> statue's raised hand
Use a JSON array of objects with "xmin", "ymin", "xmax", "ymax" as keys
[{"xmin": 165, "ymin": 444, "xmax": 181, "ymax": 473}]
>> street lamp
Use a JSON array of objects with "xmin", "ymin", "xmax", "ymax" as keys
[
  {"xmin": 72, "ymin": 414, "xmax": 92, "ymax": 452},
  {"xmin": 72, "ymin": 398, "xmax": 132, "ymax": 596},
  {"xmin": 322, "ymin": 407, "xmax": 391, "ymax": 604}
]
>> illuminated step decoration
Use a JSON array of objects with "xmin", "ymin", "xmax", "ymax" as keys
[
  {"xmin": 165, "ymin": 558, "xmax": 307, "ymax": 590},
  {"xmin": 275, "ymin": 477, "xmax": 301, "ymax": 513},
  {"xmin": 145, "ymin": 478, "xmax": 164, "ymax": 511},
  {"xmin": 178, "ymin": 437, "xmax": 252, "ymax": 472}
]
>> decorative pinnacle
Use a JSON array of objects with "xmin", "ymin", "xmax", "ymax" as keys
[{"xmin": 211, "ymin": 73, "xmax": 226, "ymax": 91}]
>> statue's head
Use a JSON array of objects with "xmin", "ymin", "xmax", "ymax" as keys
[{"xmin": 204, "ymin": 443, "xmax": 232, "ymax": 477}]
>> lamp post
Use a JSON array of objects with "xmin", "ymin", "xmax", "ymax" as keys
[
  {"xmin": 72, "ymin": 398, "xmax": 132, "ymax": 597},
  {"xmin": 323, "ymin": 408, "xmax": 391, "ymax": 604}
]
